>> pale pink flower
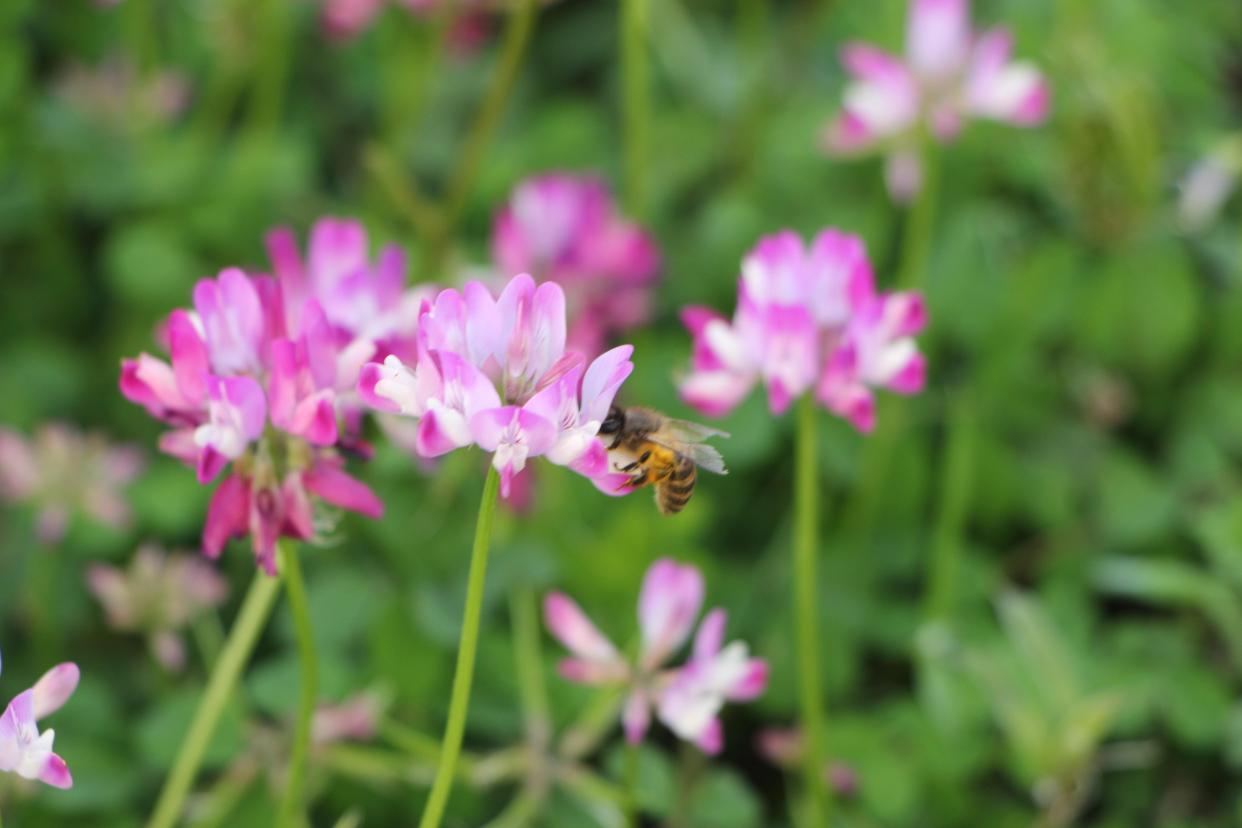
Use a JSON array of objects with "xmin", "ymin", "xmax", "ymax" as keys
[
  {"xmin": 54, "ymin": 57, "xmax": 189, "ymax": 126},
  {"xmin": 311, "ymin": 693, "xmax": 386, "ymax": 745},
  {"xmin": 822, "ymin": 0, "xmax": 1049, "ymax": 201},
  {"xmin": 120, "ymin": 220, "xmax": 397, "ymax": 573},
  {"xmin": 492, "ymin": 174, "xmax": 660, "ymax": 357},
  {"xmin": 87, "ymin": 545, "xmax": 229, "ymax": 671},
  {"xmin": 358, "ymin": 273, "xmax": 634, "ymax": 498},
  {"xmin": 679, "ymin": 229, "xmax": 926, "ymax": 429},
  {"xmin": 544, "ymin": 559, "xmax": 766, "ymax": 753},
  {"xmin": 0, "ymin": 423, "xmax": 142, "ymax": 544},
  {"xmin": 0, "ymin": 655, "xmax": 79, "ymax": 789},
  {"xmin": 1179, "ymin": 135, "xmax": 1242, "ymax": 231},
  {"xmin": 756, "ymin": 727, "xmax": 860, "ymax": 796}
]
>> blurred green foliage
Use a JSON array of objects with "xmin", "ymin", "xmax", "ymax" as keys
[{"xmin": 2, "ymin": 0, "xmax": 1242, "ymax": 825}]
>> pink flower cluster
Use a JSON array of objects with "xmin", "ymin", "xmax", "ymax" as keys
[
  {"xmin": 823, "ymin": 0, "xmax": 1049, "ymax": 201},
  {"xmin": 679, "ymin": 229, "xmax": 927, "ymax": 431},
  {"xmin": 545, "ymin": 559, "xmax": 767, "ymax": 754},
  {"xmin": 0, "ymin": 423, "xmax": 142, "ymax": 545},
  {"xmin": 119, "ymin": 218, "xmax": 435, "ymax": 573},
  {"xmin": 87, "ymin": 545, "xmax": 229, "ymax": 672},
  {"xmin": 0, "ymin": 655, "xmax": 79, "ymax": 790},
  {"xmin": 492, "ymin": 174, "xmax": 661, "ymax": 358},
  {"xmin": 358, "ymin": 273, "xmax": 634, "ymax": 499}
]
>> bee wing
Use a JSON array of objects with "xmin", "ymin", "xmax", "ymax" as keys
[
  {"xmin": 658, "ymin": 418, "xmax": 731, "ymax": 443},
  {"xmin": 647, "ymin": 434, "xmax": 729, "ymax": 475},
  {"xmin": 681, "ymin": 442, "xmax": 728, "ymax": 475}
]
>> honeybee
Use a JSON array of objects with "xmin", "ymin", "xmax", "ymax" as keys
[{"xmin": 597, "ymin": 405, "xmax": 729, "ymax": 514}]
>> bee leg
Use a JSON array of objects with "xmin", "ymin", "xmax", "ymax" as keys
[{"xmin": 619, "ymin": 450, "xmax": 652, "ymax": 474}]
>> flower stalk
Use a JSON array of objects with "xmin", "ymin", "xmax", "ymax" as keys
[
  {"xmin": 795, "ymin": 393, "xmax": 827, "ymax": 827},
  {"xmin": 418, "ymin": 465, "xmax": 502, "ymax": 828},
  {"xmin": 277, "ymin": 541, "xmax": 317, "ymax": 828},
  {"xmin": 621, "ymin": 0, "xmax": 650, "ymax": 218},
  {"xmin": 898, "ymin": 140, "xmax": 940, "ymax": 290},
  {"xmin": 624, "ymin": 740, "xmax": 640, "ymax": 828},
  {"xmin": 146, "ymin": 568, "xmax": 283, "ymax": 828},
  {"xmin": 924, "ymin": 392, "xmax": 976, "ymax": 621},
  {"xmin": 428, "ymin": 0, "xmax": 538, "ymax": 269}
]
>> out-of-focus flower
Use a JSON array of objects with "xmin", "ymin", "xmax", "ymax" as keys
[
  {"xmin": 0, "ymin": 654, "xmax": 79, "ymax": 789},
  {"xmin": 491, "ymin": 174, "xmax": 661, "ymax": 358},
  {"xmin": 679, "ymin": 229, "xmax": 927, "ymax": 431},
  {"xmin": 822, "ymin": 0, "xmax": 1049, "ymax": 202},
  {"xmin": 119, "ymin": 218, "xmax": 417, "ymax": 573},
  {"xmin": 321, "ymin": 0, "xmax": 490, "ymax": 52},
  {"xmin": 0, "ymin": 423, "xmax": 142, "ymax": 545},
  {"xmin": 756, "ymin": 727, "xmax": 860, "ymax": 797},
  {"xmin": 87, "ymin": 545, "xmax": 229, "ymax": 671},
  {"xmin": 55, "ymin": 57, "xmax": 189, "ymax": 127},
  {"xmin": 311, "ymin": 692, "xmax": 386, "ymax": 745},
  {"xmin": 544, "ymin": 558, "xmax": 767, "ymax": 753},
  {"xmin": 358, "ymin": 272, "xmax": 635, "ymax": 498},
  {"xmin": 1178, "ymin": 134, "xmax": 1242, "ymax": 231}
]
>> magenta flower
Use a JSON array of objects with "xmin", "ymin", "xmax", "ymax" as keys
[
  {"xmin": 0, "ymin": 655, "xmax": 79, "ymax": 789},
  {"xmin": 679, "ymin": 229, "xmax": 927, "ymax": 431},
  {"xmin": 119, "ymin": 219, "xmax": 418, "ymax": 573},
  {"xmin": 822, "ymin": 0, "xmax": 1049, "ymax": 201},
  {"xmin": 0, "ymin": 423, "xmax": 142, "ymax": 544},
  {"xmin": 544, "ymin": 559, "xmax": 767, "ymax": 754},
  {"xmin": 358, "ymin": 272, "xmax": 634, "ymax": 498},
  {"xmin": 491, "ymin": 174, "xmax": 661, "ymax": 357},
  {"xmin": 87, "ymin": 545, "xmax": 229, "ymax": 672}
]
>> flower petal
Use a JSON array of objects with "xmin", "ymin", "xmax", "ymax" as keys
[
  {"xmin": 31, "ymin": 663, "xmax": 79, "ymax": 720},
  {"xmin": 906, "ymin": 0, "xmax": 970, "ymax": 81},
  {"xmin": 202, "ymin": 474, "xmax": 250, "ymax": 558},
  {"xmin": 303, "ymin": 459, "xmax": 384, "ymax": 518},
  {"xmin": 544, "ymin": 593, "xmax": 620, "ymax": 663},
  {"xmin": 638, "ymin": 559, "xmax": 705, "ymax": 668}
]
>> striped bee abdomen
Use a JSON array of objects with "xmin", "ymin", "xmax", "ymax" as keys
[{"xmin": 656, "ymin": 454, "xmax": 697, "ymax": 515}]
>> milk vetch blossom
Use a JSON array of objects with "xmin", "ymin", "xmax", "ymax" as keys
[
  {"xmin": 358, "ymin": 272, "xmax": 635, "ymax": 498},
  {"xmin": 544, "ymin": 558, "xmax": 767, "ymax": 753},
  {"xmin": 679, "ymin": 229, "xmax": 927, "ymax": 431},
  {"xmin": 492, "ymin": 173, "xmax": 660, "ymax": 358},
  {"xmin": 822, "ymin": 0, "xmax": 1049, "ymax": 201},
  {"xmin": 0, "ymin": 654, "xmax": 79, "ymax": 789},
  {"xmin": 119, "ymin": 218, "xmax": 428, "ymax": 572}
]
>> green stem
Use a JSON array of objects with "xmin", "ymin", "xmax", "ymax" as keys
[
  {"xmin": 277, "ymin": 542, "xmax": 318, "ymax": 828},
  {"xmin": 417, "ymin": 465, "xmax": 502, "ymax": 828},
  {"xmin": 364, "ymin": 144, "xmax": 446, "ymax": 242},
  {"xmin": 558, "ymin": 687, "xmax": 625, "ymax": 760},
  {"xmin": 795, "ymin": 394, "xmax": 827, "ymax": 827},
  {"xmin": 124, "ymin": 0, "xmax": 157, "ymax": 78},
  {"xmin": 842, "ymin": 139, "xmax": 940, "ymax": 532},
  {"xmin": 380, "ymin": 1, "xmax": 460, "ymax": 150},
  {"xmin": 482, "ymin": 789, "xmax": 542, "ymax": 828},
  {"xmin": 897, "ymin": 143, "xmax": 940, "ymax": 290},
  {"xmin": 427, "ymin": 0, "xmax": 538, "ymax": 270},
  {"xmin": 621, "ymin": 0, "xmax": 650, "ymax": 219},
  {"xmin": 624, "ymin": 741, "xmax": 640, "ymax": 828},
  {"xmin": 146, "ymin": 569, "xmax": 283, "ymax": 828},
  {"xmin": 923, "ymin": 392, "xmax": 975, "ymax": 621},
  {"xmin": 511, "ymin": 588, "xmax": 551, "ymax": 747},
  {"xmin": 245, "ymin": 0, "xmax": 292, "ymax": 137}
]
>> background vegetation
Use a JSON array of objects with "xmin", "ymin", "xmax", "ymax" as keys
[{"xmin": 3, "ymin": 0, "xmax": 1242, "ymax": 825}]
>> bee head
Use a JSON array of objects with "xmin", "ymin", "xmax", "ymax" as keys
[{"xmin": 599, "ymin": 405, "xmax": 625, "ymax": 436}]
